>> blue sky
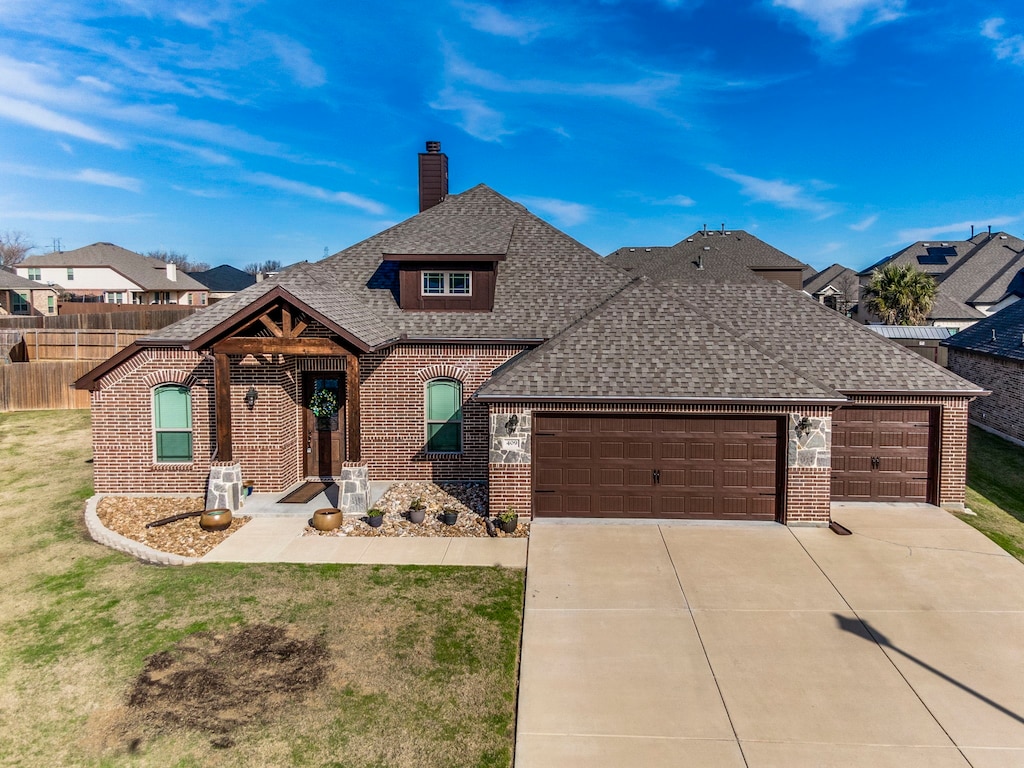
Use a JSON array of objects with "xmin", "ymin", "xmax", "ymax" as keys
[{"xmin": 1, "ymin": 1, "xmax": 1023, "ymax": 272}]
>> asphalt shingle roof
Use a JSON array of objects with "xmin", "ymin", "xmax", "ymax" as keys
[
  {"xmin": 0, "ymin": 269, "xmax": 49, "ymax": 291},
  {"xmin": 21, "ymin": 243, "xmax": 208, "ymax": 293},
  {"xmin": 187, "ymin": 265, "xmax": 255, "ymax": 293},
  {"xmin": 944, "ymin": 298, "xmax": 1024, "ymax": 362},
  {"xmin": 803, "ymin": 263, "xmax": 858, "ymax": 296},
  {"xmin": 477, "ymin": 280, "xmax": 840, "ymax": 402},
  {"xmin": 150, "ymin": 185, "xmax": 633, "ymax": 346}
]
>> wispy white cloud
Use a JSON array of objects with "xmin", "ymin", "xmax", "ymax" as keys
[
  {"xmin": 1, "ymin": 162, "xmax": 142, "ymax": 191},
  {"xmin": 454, "ymin": 1, "xmax": 551, "ymax": 43},
  {"xmin": 171, "ymin": 184, "xmax": 229, "ymax": 198},
  {"xmin": 896, "ymin": 216, "xmax": 1020, "ymax": 243},
  {"xmin": 771, "ymin": 0, "xmax": 906, "ymax": 41},
  {"xmin": 243, "ymin": 172, "xmax": 387, "ymax": 215},
  {"xmin": 5, "ymin": 209, "xmax": 148, "ymax": 223},
  {"xmin": 707, "ymin": 164, "xmax": 836, "ymax": 218},
  {"xmin": 980, "ymin": 18, "xmax": 1024, "ymax": 66},
  {"xmin": 429, "ymin": 87, "xmax": 512, "ymax": 142},
  {"xmin": 518, "ymin": 195, "xmax": 592, "ymax": 226},
  {"xmin": 258, "ymin": 33, "xmax": 327, "ymax": 88},
  {"xmin": 849, "ymin": 213, "xmax": 878, "ymax": 231},
  {"xmin": 656, "ymin": 194, "xmax": 697, "ymax": 207},
  {"xmin": 0, "ymin": 93, "xmax": 121, "ymax": 147}
]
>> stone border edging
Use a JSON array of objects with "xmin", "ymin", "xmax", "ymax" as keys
[{"xmin": 84, "ymin": 495, "xmax": 200, "ymax": 567}]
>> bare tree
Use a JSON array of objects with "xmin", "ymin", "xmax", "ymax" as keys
[
  {"xmin": 146, "ymin": 250, "xmax": 210, "ymax": 273},
  {"xmin": 0, "ymin": 230, "xmax": 34, "ymax": 267},
  {"xmin": 243, "ymin": 259, "xmax": 283, "ymax": 276}
]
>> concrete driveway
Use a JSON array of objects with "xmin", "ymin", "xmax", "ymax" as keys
[{"xmin": 515, "ymin": 503, "xmax": 1024, "ymax": 767}]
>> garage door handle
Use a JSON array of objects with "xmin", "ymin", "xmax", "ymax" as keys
[
  {"xmin": 871, "ymin": 456, "xmax": 880, "ymax": 469},
  {"xmin": 653, "ymin": 469, "xmax": 661, "ymax": 485}
]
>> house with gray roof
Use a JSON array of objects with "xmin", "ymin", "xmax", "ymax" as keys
[
  {"xmin": 0, "ymin": 268, "xmax": 58, "ymax": 316},
  {"xmin": 187, "ymin": 265, "xmax": 256, "ymax": 302},
  {"xmin": 18, "ymin": 243, "xmax": 209, "ymax": 307},
  {"xmin": 945, "ymin": 300, "xmax": 1024, "ymax": 445},
  {"xmin": 860, "ymin": 231, "xmax": 1024, "ymax": 329},
  {"xmin": 803, "ymin": 263, "xmax": 859, "ymax": 317},
  {"xmin": 77, "ymin": 143, "xmax": 984, "ymax": 525}
]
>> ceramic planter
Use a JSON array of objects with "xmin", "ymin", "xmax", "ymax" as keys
[
  {"xmin": 498, "ymin": 518, "xmax": 517, "ymax": 534},
  {"xmin": 441, "ymin": 510, "xmax": 459, "ymax": 526},
  {"xmin": 200, "ymin": 508, "xmax": 232, "ymax": 532},
  {"xmin": 312, "ymin": 508, "xmax": 342, "ymax": 531},
  {"xmin": 408, "ymin": 507, "xmax": 426, "ymax": 524},
  {"xmin": 366, "ymin": 514, "xmax": 384, "ymax": 528}
]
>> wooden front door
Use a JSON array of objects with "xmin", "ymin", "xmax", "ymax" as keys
[{"xmin": 303, "ymin": 372, "xmax": 345, "ymax": 478}]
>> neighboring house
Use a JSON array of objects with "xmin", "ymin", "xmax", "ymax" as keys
[
  {"xmin": 76, "ymin": 143, "xmax": 984, "ymax": 526},
  {"xmin": 17, "ymin": 243, "xmax": 210, "ymax": 307},
  {"xmin": 944, "ymin": 300, "xmax": 1024, "ymax": 445},
  {"xmin": 0, "ymin": 268, "xmax": 59, "ymax": 316},
  {"xmin": 607, "ymin": 226, "xmax": 808, "ymax": 290},
  {"xmin": 187, "ymin": 265, "xmax": 256, "ymax": 303},
  {"xmin": 803, "ymin": 263, "xmax": 859, "ymax": 316},
  {"xmin": 865, "ymin": 325, "xmax": 952, "ymax": 367},
  {"xmin": 859, "ymin": 231, "xmax": 1024, "ymax": 329}
]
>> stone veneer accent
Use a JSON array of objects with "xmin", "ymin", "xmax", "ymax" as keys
[
  {"xmin": 337, "ymin": 463, "xmax": 369, "ymax": 514},
  {"xmin": 489, "ymin": 412, "xmax": 532, "ymax": 464},
  {"xmin": 787, "ymin": 414, "xmax": 831, "ymax": 469},
  {"xmin": 207, "ymin": 462, "xmax": 243, "ymax": 511}
]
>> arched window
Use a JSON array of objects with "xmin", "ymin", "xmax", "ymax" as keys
[
  {"xmin": 153, "ymin": 384, "xmax": 193, "ymax": 462},
  {"xmin": 425, "ymin": 379, "xmax": 462, "ymax": 453}
]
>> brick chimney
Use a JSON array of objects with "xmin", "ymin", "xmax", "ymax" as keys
[{"xmin": 418, "ymin": 140, "xmax": 448, "ymax": 212}]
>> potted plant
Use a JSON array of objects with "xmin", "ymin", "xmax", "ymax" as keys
[
  {"xmin": 440, "ymin": 506, "xmax": 459, "ymax": 526},
  {"xmin": 366, "ymin": 508, "xmax": 385, "ymax": 528},
  {"xmin": 407, "ymin": 497, "xmax": 426, "ymax": 524},
  {"xmin": 497, "ymin": 507, "xmax": 517, "ymax": 534},
  {"xmin": 312, "ymin": 507, "xmax": 342, "ymax": 531}
]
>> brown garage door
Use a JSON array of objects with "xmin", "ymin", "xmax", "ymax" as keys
[
  {"xmin": 831, "ymin": 407, "xmax": 935, "ymax": 502},
  {"xmin": 533, "ymin": 415, "xmax": 781, "ymax": 520}
]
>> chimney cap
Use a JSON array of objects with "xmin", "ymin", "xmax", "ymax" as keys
[{"xmin": 425, "ymin": 140, "xmax": 441, "ymax": 153}]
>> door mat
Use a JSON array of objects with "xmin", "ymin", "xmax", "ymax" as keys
[{"xmin": 278, "ymin": 481, "xmax": 331, "ymax": 504}]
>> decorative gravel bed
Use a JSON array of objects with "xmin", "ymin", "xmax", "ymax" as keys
[
  {"xmin": 303, "ymin": 481, "xmax": 529, "ymax": 539},
  {"xmin": 95, "ymin": 496, "xmax": 252, "ymax": 559}
]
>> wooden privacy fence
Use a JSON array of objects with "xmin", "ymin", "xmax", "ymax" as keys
[
  {"xmin": 19, "ymin": 329, "xmax": 147, "ymax": 361},
  {"xmin": 0, "ymin": 361, "xmax": 94, "ymax": 411},
  {"xmin": 0, "ymin": 306, "xmax": 197, "ymax": 330}
]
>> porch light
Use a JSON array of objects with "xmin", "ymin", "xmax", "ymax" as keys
[
  {"xmin": 505, "ymin": 415, "xmax": 519, "ymax": 435},
  {"xmin": 794, "ymin": 416, "xmax": 812, "ymax": 438},
  {"xmin": 244, "ymin": 386, "xmax": 259, "ymax": 410}
]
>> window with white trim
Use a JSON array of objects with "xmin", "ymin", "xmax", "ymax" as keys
[
  {"xmin": 12, "ymin": 292, "xmax": 29, "ymax": 314},
  {"xmin": 421, "ymin": 271, "xmax": 471, "ymax": 296},
  {"xmin": 425, "ymin": 379, "xmax": 462, "ymax": 452},
  {"xmin": 27, "ymin": 268, "xmax": 40, "ymax": 280},
  {"xmin": 153, "ymin": 384, "xmax": 193, "ymax": 462}
]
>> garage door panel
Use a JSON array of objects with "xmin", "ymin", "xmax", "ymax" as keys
[
  {"xmin": 535, "ymin": 416, "xmax": 779, "ymax": 520},
  {"xmin": 831, "ymin": 407, "xmax": 933, "ymax": 503}
]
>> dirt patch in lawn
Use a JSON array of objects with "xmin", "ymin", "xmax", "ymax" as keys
[{"xmin": 103, "ymin": 624, "xmax": 328, "ymax": 750}]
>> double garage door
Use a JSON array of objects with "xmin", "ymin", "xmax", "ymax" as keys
[
  {"xmin": 532, "ymin": 408, "xmax": 938, "ymax": 520},
  {"xmin": 533, "ymin": 415, "xmax": 782, "ymax": 521},
  {"xmin": 831, "ymin": 407, "xmax": 936, "ymax": 503}
]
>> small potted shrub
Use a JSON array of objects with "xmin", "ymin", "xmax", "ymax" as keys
[
  {"xmin": 440, "ymin": 506, "xmax": 459, "ymax": 526},
  {"xmin": 497, "ymin": 507, "xmax": 517, "ymax": 534},
  {"xmin": 408, "ymin": 497, "xmax": 426, "ymax": 524},
  {"xmin": 366, "ymin": 508, "xmax": 385, "ymax": 528}
]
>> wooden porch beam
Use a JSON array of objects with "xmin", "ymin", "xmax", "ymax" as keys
[
  {"xmin": 291, "ymin": 318, "xmax": 309, "ymax": 338},
  {"xmin": 258, "ymin": 314, "xmax": 284, "ymax": 337},
  {"xmin": 346, "ymin": 354, "xmax": 361, "ymax": 461},
  {"xmin": 212, "ymin": 337, "xmax": 349, "ymax": 356},
  {"xmin": 281, "ymin": 306, "xmax": 293, "ymax": 337},
  {"xmin": 214, "ymin": 352, "xmax": 233, "ymax": 462}
]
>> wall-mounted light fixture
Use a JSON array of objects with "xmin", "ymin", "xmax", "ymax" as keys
[
  {"xmin": 244, "ymin": 385, "xmax": 259, "ymax": 410},
  {"xmin": 794, "ymin": 415, "xmax": 812, "ymax": 438},
  {"xmin": 505, "ymin": 414, "xmax": 519, "ymax": 435}
]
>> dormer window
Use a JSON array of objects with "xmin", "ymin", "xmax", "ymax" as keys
[{"xmin": 422, "ymin": 271, "xmax": 471, "ymax": 296}]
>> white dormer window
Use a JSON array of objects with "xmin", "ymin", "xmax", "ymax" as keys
[{"xmin": 422, "ymin": 271, "xmax": 471, "ymax": 296}]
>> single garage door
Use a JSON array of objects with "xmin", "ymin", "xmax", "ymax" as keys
[
  {"xmin": 831, "ymin": 407, "xmax": 936, "ymax": 502},
  {"xmin": 533, "ymin": 415, "xmax": 781, "ymax": 520}
]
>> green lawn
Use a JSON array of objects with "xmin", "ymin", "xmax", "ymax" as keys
[
  {"xmin": 0, "ymin": 410, "xmax": 524, "ymax": 768},
  {"xmin": 961, "ymin": 425, "xmax": 1024, "ymax": 563}
]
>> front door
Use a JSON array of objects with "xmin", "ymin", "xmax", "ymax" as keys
[{"xmin": 303, "ymin": 373, "xmax": 345, "ymax": 478}]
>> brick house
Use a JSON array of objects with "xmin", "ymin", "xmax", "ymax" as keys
[
  {"xmin": 77, "ymin": 143, "xmax": 984, "ymax": 525},
  {"xmin": 945, "ymin": 299, "xmax": 1024, "ymax": 445},
  {"xmin": 0, "ymin": 268, "xmax": 58, "ymax": 316}
]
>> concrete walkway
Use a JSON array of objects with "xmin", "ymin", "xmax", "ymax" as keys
[{"xmin": 515, "ymin": 504, "xmax": 1024, "ymax": 767}]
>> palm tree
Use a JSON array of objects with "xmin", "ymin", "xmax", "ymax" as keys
[{"xmin": 863, "ymin": 264, "xmax": 937, "ymax": 325}]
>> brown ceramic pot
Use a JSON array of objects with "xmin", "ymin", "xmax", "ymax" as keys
[
  {"xmin": 200, "ymin": 508, "xmax": 232, "ymax": 532},
  {"xmin": 312, "ymin": 508, "xmax": 342, "ymax": 531}
]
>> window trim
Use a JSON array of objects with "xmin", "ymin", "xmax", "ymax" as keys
[
  {"xmin": 66, "ymin": 267, "xmax": 74, "ymax": 281},
  {"xmin": 421, "ymin": 271, "xmax": 472, "ymax": 296},
  {"xmin": 152, "ymin": 384, "xmax": 193, "ymax": 464},
  {"xmin": 12, "ymin": 292, "xmax": 29, "ymax": 314},
  {"xmin": 27, "ymin": 268, "xmax": 40, "ymax": 281},
  {"xmin": 424, "ymin": 378, "xmax": 463, "ymax": 454}
]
